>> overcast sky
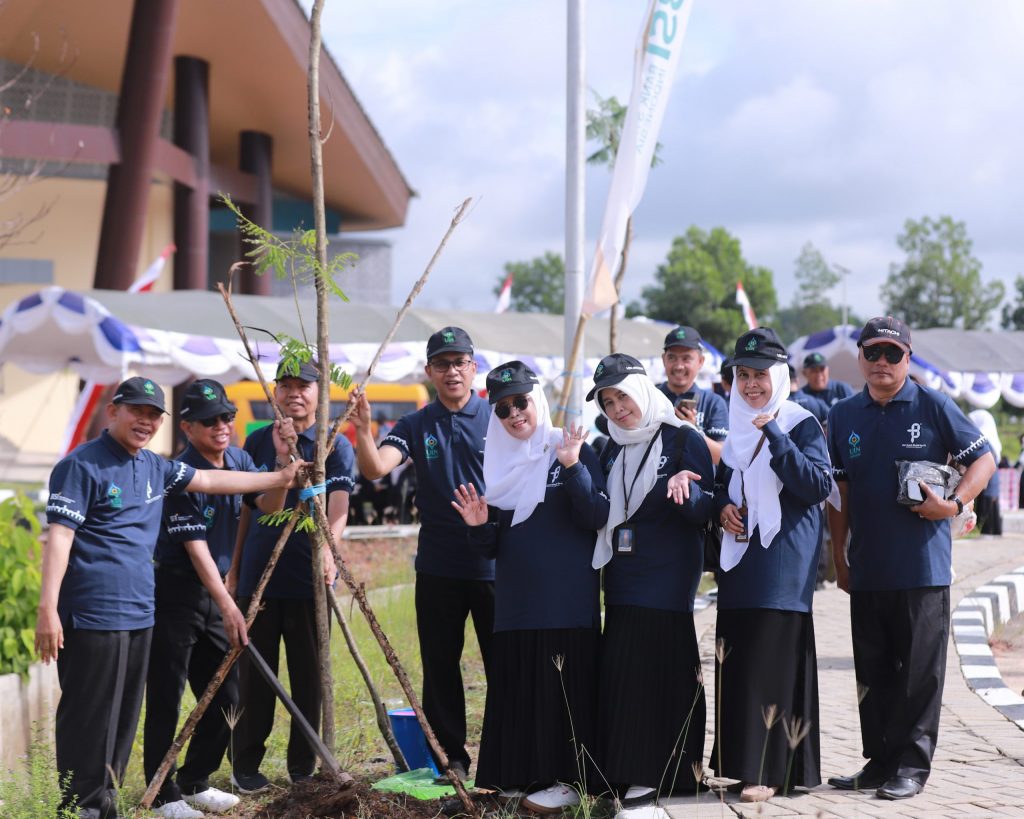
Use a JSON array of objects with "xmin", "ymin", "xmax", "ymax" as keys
[{"xmin": 319, "ymin": 1, "xmax": 1024, "ymax": 325}]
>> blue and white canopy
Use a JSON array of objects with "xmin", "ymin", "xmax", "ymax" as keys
[{"xmin": 788, "ymin": 324, "xmax": 1024, "ymax": 409}]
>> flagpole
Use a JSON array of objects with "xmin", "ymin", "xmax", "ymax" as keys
[{"xmin": 563, "ymin": 0, "xmax": 586, "ymax": 425}]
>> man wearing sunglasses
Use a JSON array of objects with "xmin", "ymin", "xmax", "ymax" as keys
[
  {"xmin": 144, "ymin": 378, "xmax": 295, "ymax": 818},
  {"xmin": 826, "ymin": 316, "xmax": 995, "ymax": 802},
  {"xmin": 353, "ymin": 326, "xmax": 493, "ymax": 781}
]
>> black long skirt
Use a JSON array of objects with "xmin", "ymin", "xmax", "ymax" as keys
[
  {"xmin": 710, "ymin": 609, "xmax": 820, "ymax": 791},
  {"xmin": 475, "ymin": 627, "xmax": 600, "ymax": 792},
  {"xmin": 599, "ymin": 605, "xmax": 706, "ymax": 794}
]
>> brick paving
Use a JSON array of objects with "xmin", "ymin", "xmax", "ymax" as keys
[{"xmin": 658, "ymin": 533, "xmax": 1024, "ymax": 819}]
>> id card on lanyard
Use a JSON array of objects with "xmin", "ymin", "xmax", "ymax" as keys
[{"xmin": 612, "ymin": 430, "xmax": 662, "ymax": 556}]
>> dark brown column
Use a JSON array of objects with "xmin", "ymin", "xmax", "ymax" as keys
[
  {"xmin": 172, "ymin": 56, "xmax": 210, "ymax": 291},
  {"xmin": 237, "ymin": 130, "xmax": 274, "ymax": 295},
  {"xmin": 94, "ymin": 0, "xmax": 180, "ymax": 291}
]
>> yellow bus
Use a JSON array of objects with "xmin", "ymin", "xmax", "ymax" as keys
[{"xmin": 224, "ymin": 380, "xmax": 430, "ymax": 448}]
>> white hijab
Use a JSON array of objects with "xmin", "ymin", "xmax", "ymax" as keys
[
  {"xmin": 968, "ymin": 410, "xmax": 1001, "ymax": 465},
  {"xmin": 719, "ymin": 362, "xmax": 826, "ymax": 571},
  {"xmin": 482, "ymin": 385, "xmax": 563, "ymax": 527},
  {"xmin": 592, "ymin": 374, "xmax": 691, "ymax": 568}
]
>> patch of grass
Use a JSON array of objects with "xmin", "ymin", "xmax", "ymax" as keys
[{"xmin": 0, "ymin": 729, "xmax": 78, "ymax": 819}]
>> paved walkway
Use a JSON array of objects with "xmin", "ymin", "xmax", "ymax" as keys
[{"xmin": 659, "ymin": 533, "xmax": 1024, "ymax": 818}]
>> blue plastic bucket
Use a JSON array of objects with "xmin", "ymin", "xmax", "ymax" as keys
[{"xmin": 387, "ymin": 708, "xmax": 441, "ymax": 776}]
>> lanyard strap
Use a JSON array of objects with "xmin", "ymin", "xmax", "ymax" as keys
[
  {"xmin": 622, "ymin": 427, "xmax": 663, "ymax": 515},
  {"xmin": 739, "ymin": 411, "xmax": 779, "ymax": 506}
]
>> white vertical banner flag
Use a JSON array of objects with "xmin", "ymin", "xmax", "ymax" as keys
[
  {"xmin": 582, "ymin": 0, "xmax": 694, "ymax": 315},
  {"xmin": 736, "ymin": 281, "xmax": 758, "ymax": 330}
]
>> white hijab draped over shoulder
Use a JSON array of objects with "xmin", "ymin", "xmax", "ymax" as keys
[
  {"xmin": 719, "ymin": 362, "xmax": 838, "ymax": 571},
  {"xmin": 591, "ymin": 374, "xmax": 693, "ymax": 569},
  {"xmin": 482, "ymin": 385, "xmax": 563, "ymax": 527}
]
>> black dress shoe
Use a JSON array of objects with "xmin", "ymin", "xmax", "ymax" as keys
[
  {"xmin": 876, "ymin": 776, "xmax": 922, "ymax": 800},
  {"xmin": 827, "ymin": 766, "xmax": 888, "ymax": 791}
]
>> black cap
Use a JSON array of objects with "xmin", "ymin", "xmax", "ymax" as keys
[
  {"xmin": 802, "ymin": 351, "xmax": 828, "ymax": 369},
  {"xmin": 276, "ymin": 359, "xmax": 320, "ymax": 382},
  {"xmin": 663, "ymin": 325, "xmax": 703, "ymax": 351},
  {"xmin": 180, "ymin": 379, "xmax": 237, "ymax": 421},
  {"xmin": 485, "ymin": 360, "xmax": 539, "ymax": 404},
  {"xmin": 731, "ymin": 327, "xmax": 789, "ymax": 370},
  {"xmin": 586, "ymin": 353, "xmax": 647, "ymax": 402},
  {"xmin": 426, "ymin": 326, "xmax": 474, "ymax": 359},
  {"xmin": 112, "ymin": 376, "xmax": 167, "ymax": 413},
  {"xmin": 858, "ymin": 315, "xmax": 912, "ymax": 352}
]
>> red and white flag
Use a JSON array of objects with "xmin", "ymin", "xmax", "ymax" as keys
[
  {"xmin": 582, "ymin": 0, "xmax": 695, "ymax": 315},
  {"xmin": 494, "ymin": 272, "xmax": 513, "ymax": 313},
  {"xmin": 59, "ymin": 244, "xmax": 175, "ymax": 456},
  {"xmin": 736, "ymin": 281, "xmax": 757, "ymax": 330}
]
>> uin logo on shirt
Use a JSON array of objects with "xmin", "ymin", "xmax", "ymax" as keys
[
  {"xmin": 204, "ymin": 505, "xmax": 216, "ymax": 529},
  {"xmin": 107, "ymin": 483, "xmax": 123, "ymax": 508},
  {"xmin": 424, "ymin": 432, "xmax": 440, "ymax": 460},
  {"xmin": 848, "ymin": 431, "xmax": 862, "ymax": 458},
  {"xmin": 548, "ymin": 464, "xmax": 562, "ymax": 486}
]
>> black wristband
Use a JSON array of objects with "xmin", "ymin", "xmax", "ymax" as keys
[{"xmin": 951, "ymin": 495, "xmax": 964, "ymax": 515}]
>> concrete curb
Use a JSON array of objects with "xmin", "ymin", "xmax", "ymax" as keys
[{"xmin": 952, "ymin": 564, "xmax": 1024, "ymax": 728}]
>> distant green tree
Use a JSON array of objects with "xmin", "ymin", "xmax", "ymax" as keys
[
  {"xmin": 1001, "ymin": 275, "xmax": 1024, "ymax": 330},
  {"xmin": 881, "ymin": 215, "xmax": 1003, "ymax": 329},
  {"xmin": 774, "ymin": 242, "xmax": 859, "ymax": 343},
  {"xmin": 494, "ymin": 251, "xmax": 565, "ymax": 314},
  {"xmin": 628, "ymin": 226, "xmax": 777, "ymax": 352}
]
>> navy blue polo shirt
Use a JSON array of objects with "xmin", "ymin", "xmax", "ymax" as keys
[
  {"xmin": 468, "ymin": 445, "xmax": 608, "ymax": 632},
  {"xmin": 790, "ymin": 391, "xmax": 829, "ymax": 425},
  {"xmin": 828, "ymin": 380, "xmax": 990, "ymax": 591},
  {"xmin": 600, "ymin": 424, "xmax": 715, "ymax": 613},
  {"xmin": 238, "ymin": 424, "xmax": 355, "ymax": 599},
  {"xmin": 713, "ymin": 417, "xmax": 831, "ymax": 612},
  {"xmin": 46, "ymin": 430, "xmax": 196, "ymax": 630},
  {"xmin": 155, "ymin": 444, "xmax": 257, "ymax": 578},
  {"xmin": 657, "ymin": 382, "xmax": 729, "ymax": 441},
  {"xmin": 801, "ymin": 379, "xmax": 855, "ymax": 408},
  {"xmin": 381, "ymin": 394, "xmax": 494, "ymax": 581}
]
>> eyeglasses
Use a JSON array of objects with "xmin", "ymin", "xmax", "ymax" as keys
[
  {"xmin": 428, "ymin": 357, "xmax": 473, "ymax": 373},
  {"xmin": 494, "ymin": 395, "xmax": 530, "ymax": 420},
  {"xmin": 199, "ymin": 413, "xmax": 236, "ymax": 427},
  {"xmin": 862, "ymin": 344, "xmax": 906, "ymax": 364}
]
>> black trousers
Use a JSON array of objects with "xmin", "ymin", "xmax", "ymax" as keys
[
  {"xmin": 850, "ymin": 586, "xmax": 949, "ymax": 786},
  {"xmin": 232, "ymin": 596, "xmax": 321, "ymax": 778},
  {"xmin": 415, "ymin": 572, "xmax": 495, "ymax": 770},
  {"xmin": 57, "ymin": 627, "xmax": 152, "ymax": 819},
  {"xmin": 143, "ymin": 569, "xmax": 239, "ymax": 805}
]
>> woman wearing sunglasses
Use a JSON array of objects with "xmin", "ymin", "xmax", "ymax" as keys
[
  {"xmin": 452, "ymin": 361, "xmax": 608, "ymax": 813},
  {"xmin": 711, "ymin": 328, "xmax": 836, "ymax": 803},
  {"xmin": 587, "ymin": 353, "xmax": 715, "ymax": 807}
]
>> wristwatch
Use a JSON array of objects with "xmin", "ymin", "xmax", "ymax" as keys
[{"xmin": 951, "ymin": 495, "xmax": 964, "ymax": 516}]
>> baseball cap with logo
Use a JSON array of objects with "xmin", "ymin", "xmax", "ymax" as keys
[
  {"xmin": 485, "ymin": 360, "xmax": 539, "ymax": 404},
  {"xmin": 112, "ymin": 376, "xmax": 167, "ymax": 413},
  {"xmin": 426, "ymin": 326, "xmax": 474, "ymax": 359},
  {"xmin": 586, "ymin": 353, "xmax": 648, "ymax": 402},
  {"xmin": 663, "ymin": 325, "xmax": 703, "ymax": 351},
  {"xmin": 858, "ymin": 316, "xmax": 912, "ymax": 353},
  {"xmin": 275, "ymin": 359, "xmax": 320, "ymax": 382},
  {"xmin": 803, "ymin": 351, "xmax": 828, "ymax": 369},
  {"xmin": 730, "ymin": 327, "xmax": 789, "ymax": 370},
  {"xmin": 180, "ymin": 379, "xmax": 237, "ymax": 421}
]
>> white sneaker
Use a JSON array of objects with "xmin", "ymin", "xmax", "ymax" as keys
[
  {"xmin": 183, "ymin": 787, "xmax": 240, "ymax": 813},
  {"xmin": 155, "ymin": 800, "xmax": 204, "ymax": 819},
  {"xmin": 622, "ymin": 785, "xmax": 657, "ymax": 805},
  {"xmin": 522, "ymin": 783, "xmax": 580, "ymax": 814}
]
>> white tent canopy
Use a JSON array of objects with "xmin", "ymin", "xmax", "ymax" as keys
[
  {"xmin": 0, "ymin": 287, "xmax": 726, "ymax": 390},
  {"xmin": 787, "ymin": 324, "xmax": 1024, "ymax": 409}
]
